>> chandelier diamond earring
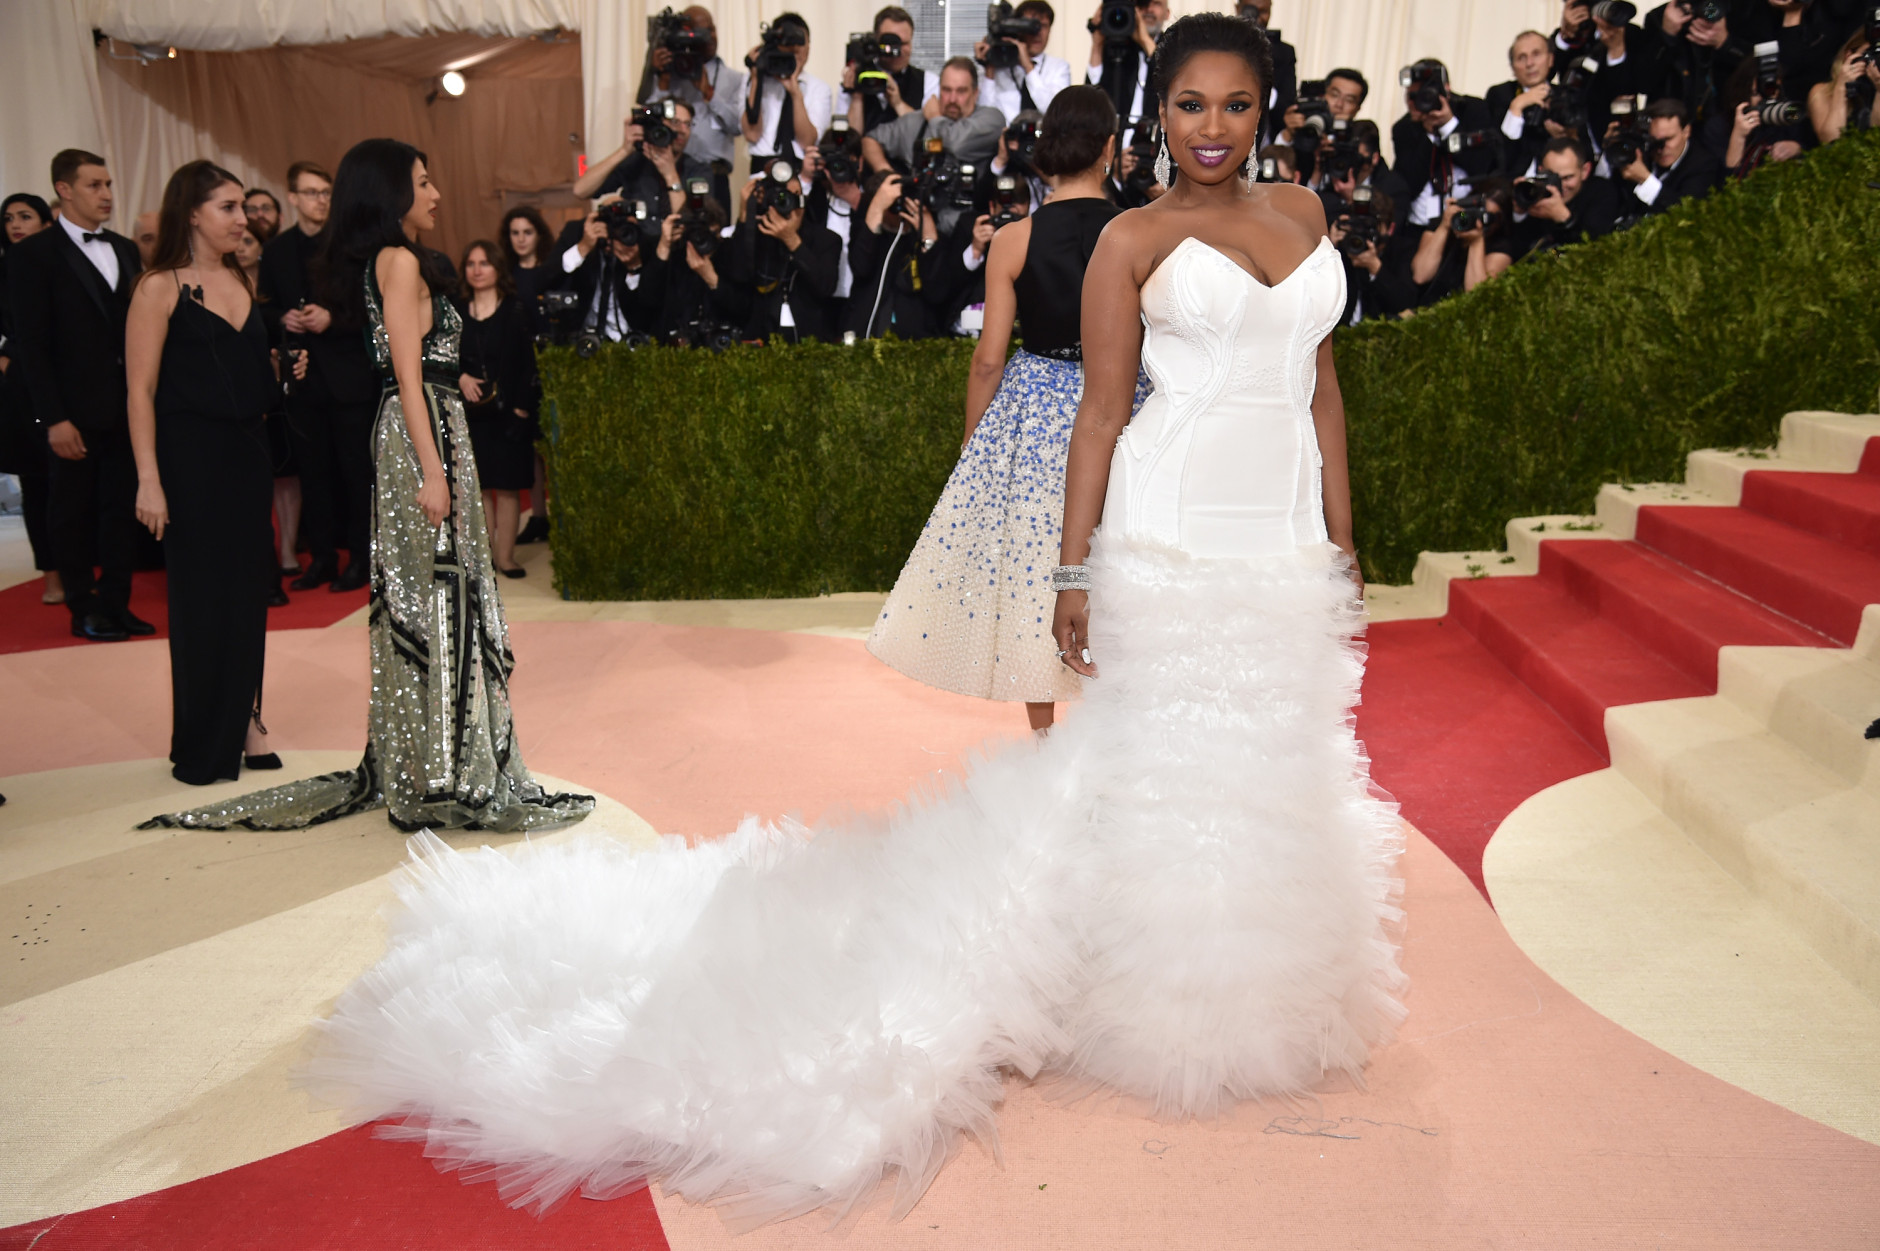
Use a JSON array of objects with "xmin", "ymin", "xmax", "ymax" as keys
[
  {"xmin": 1243, "ymin": 147, "xmax": 1259, "ymax": 186},
  {"xmin": 1154, "ymin": 136, "xmax": 1172, "ymax": 188}
]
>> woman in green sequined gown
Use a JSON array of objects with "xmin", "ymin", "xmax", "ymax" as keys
[{"xmin": 143, "ymin": 140, "xmax": 591, "ymax": 833}]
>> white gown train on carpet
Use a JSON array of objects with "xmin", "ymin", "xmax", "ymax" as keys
[{"xmin": 303, "ymin": 233, "xmax": 1407, "ymax": 1226}]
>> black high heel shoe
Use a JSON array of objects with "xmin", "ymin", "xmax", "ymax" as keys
[{"xmin": 244, "ymin": 713, "xmax": 282, "ymax": 771}]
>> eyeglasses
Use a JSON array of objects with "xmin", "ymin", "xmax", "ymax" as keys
[{"xmin": 292, "ymin": 187, "xmax": 332, "ymax": 201}]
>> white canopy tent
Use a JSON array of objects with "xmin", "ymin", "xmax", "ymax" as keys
[{"xmin": 4, "ymin": 0, "xmax": 1556, "ymax": 240}]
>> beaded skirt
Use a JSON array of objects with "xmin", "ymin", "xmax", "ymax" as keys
[{"xmin": 867, "ymin": 351, "xmax": 1149, "ymax": 704}]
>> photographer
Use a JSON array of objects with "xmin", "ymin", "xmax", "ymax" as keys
[
  {"xmin": 977, "ymin": 110, "xmax": 1049, "ymax": 214},
  {"xmin": 742, "ymin": 12, "xmax": 833, "ymax": 167},
  {"xmin": 1485, "ymin": 31, "xmax": 1562, "ymax": 174},
  {"xmin": 1239, "ymin": 1, "xmax": 1300, "ymax": 144},
  {"xmin": 1716, "ymin": 54, "xmax": 1809, "ymax": 177},
  {"xmin": 1643, "ymin": 0, "xmax": 1750, "ymax": 129},
  {"xmin": 1086, "ymin": 0, "xmax": 1169, "ymax": 147},
  {"xmin": 863, "ymin": 58, "xmax": 1008, "ymax": 236},
  {"xmin": 1328, "ymin": 190, "xmax": 1417, "ymax": 324},
  {"xmin": 722, "ymin": 148, "xmax": 845, "ymax": 342},
  {"xmin": 1613, "ymin": 96, "xmax": 1720, "ymax": 214},
  {"xmin": 559, "ymin": 200, "xmax": 670, "ymax": 342},
  {"xmin": 1810, "ymin": 23, "xmax": 1880, "ymax": 143},
  {"xmin": 846, "ymin": 168, "xmax": 941, "ymax": 339},
  {"xmin": 1392, "ymin": 59, "xmax": 1504, "ymax": 231},
  {"xmin": 574, "ymin": 100, "xmax": 719, "ymax": 216},
  {"xmin": 1737, "ymin": 0, "xmax": 1863, "ymax": 100},
  {"xmin": 1496, "ymin": 136, "xmax": 1620, "ymax": 263},
  {"xmin": 1410, "ymin": 181, "xmax": 1514, "ymax": 303},
  {"xmin": 839, "ymin": 7, "xmax": 937, "ymax": 137},
  {"xmin": 657, "ymin": 193, "xmax": 745, "ymax": 344},
  {"xmin": 1317, "ymin": 120, "xmax": 1412, "ymax": 231},
  {"xmin": 637, "ymin": 6, "xmax": 746, "ymax": 178},
  {"xmin": 977, "ymin": 1, "xmax": 1073, "ymax": 123}
]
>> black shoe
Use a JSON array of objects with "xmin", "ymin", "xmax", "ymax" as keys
[
  {"xmin": 291, "ymin": 559, "xmax": 337, "ymax": 591},
  {"xmin": 71, "ymin": 612, "xmax": 129, "ymax": 642},
  {"xmin": 330, "ymin": 561, "xmax": 370, "ymax": 593},
  {"xmin": 517, "ymin": 515, "xmax": 549, "ymax": 545},
  {"xmin": 244, "ymin": 752, "xmax": 283, "ymax": 770},
  {"xmin": 497, "ymin": 565, "xmax": 527, "ymax": 579},
  {"xmin": 116, "ymin": 609, "xmax": 156, "ymax": 637},
  {"xmin": 267, "ymin": 582, "xmax": 291, "ymax": 608}
]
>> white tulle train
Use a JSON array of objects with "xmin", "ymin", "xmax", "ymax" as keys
[{"xmin": 302, "ymin": 531, "xmax": 1407, "ymax": 1227}]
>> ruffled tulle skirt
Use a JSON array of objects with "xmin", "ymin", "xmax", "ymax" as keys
[{"xmin": 303, "ymin": 529, "xmax": 1406, "ymax": 1227}]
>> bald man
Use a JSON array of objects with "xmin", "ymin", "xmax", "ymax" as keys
[
  {"xmin": 637, "ymin": 4, "xmax": 746, "ymax": 171},
  {"xmin": 131, "ymin": 210, "xmax": 159, "ymax": 269}
]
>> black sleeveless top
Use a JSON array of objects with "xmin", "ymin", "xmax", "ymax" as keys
[
  {"xmin": 154, "ymin": 284, "xmax": 275, "ymax": 422},
  {"xmin": 1014, "ymin": 198, "xmax": 1122, "ymax": 361}
]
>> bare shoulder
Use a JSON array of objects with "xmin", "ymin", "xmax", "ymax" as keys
[
  {"xmin": 377, "ymin": 246, "xmax": 419, "ymax": 280},
  {"xmin": 988, "ymin": 212, "xmax": 1033, "ymax": 268},
  {"xmin": 1258, "ymin": 182, "xmax": 1329, "ymax": 237},
  {"xmin": 130, "ymin": 267, "xmax": 181, "ymax": 313},
  {"xmin": 1091, "ymin": 207, "xmax": 1162, "ymax": 281}
]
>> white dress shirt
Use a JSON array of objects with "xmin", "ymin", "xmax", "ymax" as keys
[
  {"xmin": 827, "ymin": 198, "xmax": 855, "ymax": 299},
  {"xmin": 749, "ymin": 73, "xmax": 834, "ymax": 159},
  {"xmin": 1086, "ymin": 54, "xmax": 1150, "ymax": 146},
  {"xmin": 59, "ymin": 215, "xmax": 120, "ymax": 291},
  {"xmin": 983, "ymin": 53, "xmax": 1071, "ymax": 123}
]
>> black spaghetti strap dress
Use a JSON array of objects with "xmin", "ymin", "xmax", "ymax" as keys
[{"xmin": 155, "ymin": 287, "xmax": 277, "ymax": 785}]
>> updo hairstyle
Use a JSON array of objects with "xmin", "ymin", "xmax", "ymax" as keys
[
  {"xmin": 1147, "ymin": 13, "xmax": 1274, "ymax": 111},
  {"xmin": 1031, "ymin": 86, "xmax": 1119, "ymax": 178}
]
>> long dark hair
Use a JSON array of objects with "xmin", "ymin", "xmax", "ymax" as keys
[
  {"xmin": 458, "ymin": 239, "xmax": 515, "ymax": 303},
  {"xmin": 2, "ymin": 193, "xmax": 53, "ymax": 260},
  {"xmin": 139, "ymin": 160, "xmax": 252, "ymax": 294},
  {"xmin": 314, "ymin": 138, "xmax": 453, "ymax": 331},
  {"xmin": 498, "ymin": 205, "xmax": 553, "ymax": 269}
]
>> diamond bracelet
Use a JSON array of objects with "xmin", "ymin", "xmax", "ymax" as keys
[{"xmin": 1049, "ymin": 565, "xmax": 1092, "ymax": 592}]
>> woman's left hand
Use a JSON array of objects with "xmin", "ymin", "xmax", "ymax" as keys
[
  {"xmin": 136, "ymin": 479, "xmax": 169, "ymax": 540},
  {"xmin": 417, "ymin": 474, "xmax": 451, "ymax": 528},
  {"xmin": 1052, "ymin": 590, "xmax": 1096, "ymax": 678},
  {"xmin": 459, "ymin": 373, "xmax": 484, "ymax": 403}
]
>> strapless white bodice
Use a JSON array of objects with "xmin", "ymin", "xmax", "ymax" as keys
[{"xmin": 1105, "ymin": 235, "xmax": 1346, "ymax": 558}]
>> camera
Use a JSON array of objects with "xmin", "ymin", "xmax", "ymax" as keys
[
  {"xmin": 1400, "ymin": 60, "xmax": 1449, "ymax": 113},
  {"xmin": 1291, "ymin": 82, "xmax": 1334, "ymax": 151},
  {"xmin": 668, "ymin": 317, "xmax": 740, "ymax": 351},
  {"xmin": 1545, "ymin": 55, "xmax": 1600, "ymax": 132},
  {"xmin": 982, "ymin": 3, "xmax": 1044, "ymax": 70},
  {"xmin": 845, "ymin": 29, "xmax": 900, "ymax": 98},
  {"xmin": 1751, "ymin": 99, "xmax": 1804, "ymax": 127},
  {"xmin": 1605, "ymin": 98, "xmax": 1662, "ymax": 170},
  {"xmin": 1319, "ymin": 119, "xmax": 1365, "ymax": 180},
  {"xmin": 537, "ymin": 288, "xmax": 585, "ymax": 350},
  {"xmin": 676, "ymin": 177, "xmax": 723, "ymax": 256},
  {"xmin": 1444, "ymin": 129, "xmax": 1493, "ymax": 154},
  {"xmin": 596, "ymin": 196, "xmax": 658, "ymax": 245},
  {"xmin": 903, "ymin": 137, "xmax": 977, "ymax": 217},
  {"xmin": 1334, "ymin": 186, "xmax": 1378, "ymax": 257},
  {"xmin": 1673, "ymin": 0, "xmax": 1727, "ymax": 23},
  {"xmin": 747, "ymin": 20, "xmax": 805, "ymax": 80},
  {"xmin": 749, "ymin": 157, "xmax": 803, "ymax": 218},
  {"xmin": 633, "ymin": 99, "xmax": 679, "ymax": 150},
  {"xmin": 1591, "ymin": 1, "xmax": 1636, "ymax": 24},
  {"xmin": 649, "ymin": 8, "xmax": 711, "ymax": 79},
  {"xmin": 1450, "ymin": 192, "xmax": 1489, "ymax": 233},
  {"xmin": 1091, "ymin": 0, "xmax": 1150, "ymax": 45},
  {"xmin": 989, "ymin": 175, "xmax": 1026, "ymax": 227},
  {"xmin": 1125, "ymin": 123, "xmax": 1162, "ymax": 194},
  {"xmin": 1004, "ymin": 115, "xmax": 1042, "ymax": 171},
  {"xmin": 1254, "ymin": 156, "xmax": 1286, "ymax": 183},
  {"xmin": 817, "ymin": 118, "xmax": 862, "ymax": 184},
  {"xmin": 1512, "ymin": 169, "xmax": 1563, "ymax": 211},
  {"xmin": 1753, "ymin": 40, "xmax": 1784, "ymax": 101}
]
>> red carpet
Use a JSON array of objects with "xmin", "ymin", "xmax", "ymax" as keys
[
  {"xmin": 0, "ymin": 1126, "xmax": 668, "ymax": 1251},
  {"xmin": 0, "ymin": 567, "xmax": 367, "ymax": 655}
]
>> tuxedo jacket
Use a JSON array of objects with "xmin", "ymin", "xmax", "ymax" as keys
[
  {"xmin": 1631, "ymin": 143, "xmax": 1721, "ymax": 216},
  {"xmin": 720, "ymin": 196, "xmax": 844, "ymax": 343},
  {"xmin": 5, "ymin": 224, "xmax": 141, "ymax": 432},
  {"xmin": 257, "ymin": 226, "xmax": 379, "ymax": 407},
  {"xmin": 1390, "ymin": 94, "xmax": 1505, "ymax": 198}
]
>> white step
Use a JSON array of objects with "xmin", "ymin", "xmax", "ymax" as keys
[
  {"xmin": 1604, "ymin": 695, "xmax": 1880, "ymax": 1005},
  {"xmin": 1485, "ymin": 768, "xmax": 1880, "ymax": 1146}
]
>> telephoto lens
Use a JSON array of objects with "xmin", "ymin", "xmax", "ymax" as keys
[{"xmin": 1754, "ymin": 99, "xmax": 1804, "ymax": 127}]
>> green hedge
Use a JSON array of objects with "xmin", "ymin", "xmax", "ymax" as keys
[
  {"xmin": 542, "ymin": 129, "xmax": 1880, "ymax": 598},
  {"xmin": 540, "ymin": 337, "xmax": 975, "ymax": 599},
  {"xmin": 1337, "ymin": 126, "xmax": 1880, "ymax": 582}
]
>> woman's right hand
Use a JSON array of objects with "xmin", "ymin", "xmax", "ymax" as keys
[
  {"xmin": 1053, "ymin": 590, "xmax": 1096, "ymax": 678},
  {"xmin": 136, "ymin": 479, "xmax": 169, "ymax": 540},
  {"xmin": 417, "ymin": 474, "xmax": 451, "ymax": 528}
]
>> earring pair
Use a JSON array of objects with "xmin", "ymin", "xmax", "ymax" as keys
[{"xmin": 1153, "ymin": 137, "xmax": 1261, "ymax": 188}]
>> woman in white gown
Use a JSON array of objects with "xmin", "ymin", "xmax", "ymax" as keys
[{"xmin": 304, "ymin": 15, "xmax": 1405, "ymax": 1228}]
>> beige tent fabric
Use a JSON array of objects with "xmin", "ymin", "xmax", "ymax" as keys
[
  {"xmin": 86, "ymin": 0, "xmax": 582, "ymax": 52},
  {"xmin": 92, "ymin": 34, "xmax": 582, "ymax": 266}
]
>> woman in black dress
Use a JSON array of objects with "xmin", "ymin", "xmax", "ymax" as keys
[
  {"xmin": 127, "ymin": 161, "xmax": 303, "ymax": 784},
  {"xmin": 1, "ymin": 193, "xmax": 59, "ymax": 604},
  {"xmin": 455, "ymin": 239, "xmax": 538, "ymax": 578},
  {"xmin": 499, "ymin": 205, "xmax": 558, "ymax": 544}
]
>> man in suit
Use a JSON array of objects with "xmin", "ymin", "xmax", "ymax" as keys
[
  {"xmin": 1390, "ymin": 59, "xmax": 1505, "ymax": 235},
  {"xmin": 5, "ymin": 149, "xmax": 147, "ymax": 642},
  {"xmin": 721, "ymin": 148, "xmax": 845, "ymax": 342},
  {"xmin": 1085, "ymin": 0, "xmax": 1168, "ymax": 149},
  {"xmin": 1495, "ymin": 136, "xmax": 1622, "ymax": 263},
  {"xmin": 259, "ymin": 160, "xmax": 376, "ymax": 593},
  {"xmin": 1616, "ymin": 96, "xmax": 1720, "ymax": 215},
  {"xmin": 554, "ymin": 209, "xmax": 672, "ymax": 342},
  {"xmin": 1236, "ymin": 0, "xmax": 1298, "ymax": 146}
]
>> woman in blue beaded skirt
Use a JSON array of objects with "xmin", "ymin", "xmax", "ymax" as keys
[{"xmin": 869, "ymin": 87, "xmax": 1149, "ymax": 731}]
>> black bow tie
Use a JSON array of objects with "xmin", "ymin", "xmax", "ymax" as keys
[{"xmin": 81, "ymin": 232, "xmax": 103, "ymax": 243}]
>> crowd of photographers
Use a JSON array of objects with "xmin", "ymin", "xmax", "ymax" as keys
[{"xmin": 538, "ymin": 0, "xmax": 1880, "ymax": 348}]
